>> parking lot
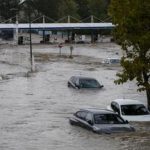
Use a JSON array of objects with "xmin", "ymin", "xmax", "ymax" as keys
[{"xmin": 0, "ymin": 43, "xmax": 149, "ymax": 150}]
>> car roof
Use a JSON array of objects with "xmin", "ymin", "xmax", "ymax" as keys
[
  {"xmin": 71, "ymin": 76, "xmax": 97, "ymax": 80},
  {"xmin": 80, "ymin": 108, "xmax": 115, "ymax": 114},
  {"xmin": 112, "ymin": 99, "xmax": 144, "ymax": 105},
  {"xmin": 106, "ymin": 58, "xmax": 120, "ymax": 60}
]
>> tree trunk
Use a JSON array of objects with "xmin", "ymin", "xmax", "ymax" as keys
[
  {"xmin": 146, "ymin": 89, "xmax": 150, "ymax": 110},
  {"xmin": 143, "ymin": 71, "xmax": 150, "ymax": 108}
]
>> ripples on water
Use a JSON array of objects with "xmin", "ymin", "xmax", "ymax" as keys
[{"xmin": 0, "ymin": 45, "xmax": 149, "ymax": 150}]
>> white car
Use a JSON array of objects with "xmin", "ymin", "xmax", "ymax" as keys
[
  {"xmin": 102, "ymin": 58, "xmax": 120, "ymax": 64},
  {"xmin": 107, "ymin": 99, "xmax": 150, "ymax": 122}
]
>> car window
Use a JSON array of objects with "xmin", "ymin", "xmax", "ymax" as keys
[
  {"xmin": 94, "ymin": 114, "xmax": 107, "ymax": 124},
  {"xmin": 104, "ymin": 58, "xmax": 120, "ymax": 64},
  {"xmin": 71, "ymin": 77, "xmax": 76, "ymax": 84},
  {"xmin": 94, "ymin": 114, "xmax": 125, "ymax": 124},
  {"xmin": 107, "ymin": 114, "xmax": 125, "ymax": 124},
  {"xmin": 111, "ymin": 102, "xmax": 120, "ymax": 114},
  {"xmin": 85, "ymin": 113, "xmax": 93, "ymax": 122},
  {"xmin": 121, "ymin": 104, "xmax": 149, "ymax": 115},
  {"xmin": 79, "ymin": 79, "xmax": 100, "ymax": 88},
  {"xmin": 75, "ymin": 111, "xmax": 88, "ymax": 120}
]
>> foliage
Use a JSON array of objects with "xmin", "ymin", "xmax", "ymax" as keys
[
  {"xmin": 0, "ymin": 0, "xmax": 110, "ymax": 22},
  {"xmin": 88, "ymin": 0, "xmax": 110, "ymax": 19},
  {"xmin": 75, "ymin": 0, "xmax": 90, "ymax": 19},
  {"xmin": 33, "ymin": 0, "xmax": 61, "ymax": 20},
  {"xmin": 0, "ymin": 0, "xmax": 19, "ymax": 21},
  {"xmin": 58, "ymin": 0, "xmax": 79, "ymax": 19},
  {"xmin": 109, "ymin": 0, "xmax": 150, "ymax": 106}
]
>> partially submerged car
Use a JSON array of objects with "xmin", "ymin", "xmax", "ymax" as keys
[
  {"xmin": 68, "ymin": 76, "xmax": 103, "ymax": 89},
  {"xmin": 69, "ymin": 108, "xmax": 135, "ymax": 134},
  {"xmin": 107, "ymin": 99, "xmax": 150, "ymax": 122},
  {"xmin": 102, "ymin": 58, "xmax": 120, "ymax": 64}
]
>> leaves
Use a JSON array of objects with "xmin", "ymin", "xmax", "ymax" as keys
[
  {"xmin": 110, "ymin": 0, "xmax": 150, "ymax": 106},
  {"xmin": 0, "ymin": 0, "xmax": 19, "ymax": 20},
  {"xmin": 0, "ymin": 0, "xmax": 110, "ymax": 22}
]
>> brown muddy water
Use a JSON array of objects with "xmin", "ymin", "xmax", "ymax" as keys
[{"xmin": 0, "ymin": 44, "xmax": 149, "ymax": 150}]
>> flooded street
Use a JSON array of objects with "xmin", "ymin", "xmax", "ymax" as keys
[{"xmin": 0, "ymin": 43, "xmax": 149, "ymax": 150}]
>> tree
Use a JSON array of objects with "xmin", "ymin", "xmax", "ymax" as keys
[
  {"xmin": 75, "ymin": 0, "xmax": 90, "ymax": 19},
  {"xmin": 18, "ymin": 0, "xmax": 38, "ymax": 23},
  {"xmin": 58, "ymin": 0, "xmax": 79, "ymax": 20},
  {"xmin": 88, "ymin": 0, "xmax": 110, "ymax": 19},
  {"xmin": 109, "ymin": 0, "xmax": 150, "ymax": 107},
  {"xmin": 33, "ymin": 0, "xmax": 61, "ymax": 21},
  {"xmin": 0, "ymin": 0, "xmax": 19, "ymax": 21}
]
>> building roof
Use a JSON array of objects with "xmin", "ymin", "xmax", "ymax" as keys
[{"xmin": 0, "ymin": 23, "xmax": 115, "ymax": 30}]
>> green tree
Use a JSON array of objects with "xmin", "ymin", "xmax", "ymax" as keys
[
  {"xmin": 18, "ymin": 0, "xmax": 38, "ymax": 23},
  {"xmin": 0, "ymin": 0, "xmax": 19, "ymax": 21},
  {"xmin": 58, "ymin": 0, "xmax": 79, "ymax": 20},
  {"xmin": 88, "ymin": 0, "xmax": 110, "ymax": 19},
  {"xmin": 75, "ymin": 0, "xmax": 90, "ymax": 19},
  {"xmin": 33, "ymin": 0, "xmax": 78, "ymax": 22},
  {"xmin": 33, "ymin": 0, "xmax": 61, "ymax": 20},
  {"xmin": 109, "ymin": 0, "xmax": 150, "ymax": 107}
]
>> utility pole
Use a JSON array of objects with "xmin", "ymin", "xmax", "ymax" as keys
[
  {"xmin": 19, "ymin": 0, "xmax": 34, "ymax": 72},
  {"xmin": 91, "ymin": 15, "xmax": 94, "ymax": 23},
  {"xmin": 68, "ymin": 15, "xmax": 70, "ymax": 23},
  {"xmin": 10, "ymin": 8, "xmax": 19, "ymax": 45},
  {"xmin": 43, "ymin": 15, "xmax": 45, "ymax": 43},
  {"xmin": 15, "ymin": 13, "xmax": 19, "ymax": 45},
  {"xmin": 28, "ymin": 6, "xmax": 33, "ymax": 72}
]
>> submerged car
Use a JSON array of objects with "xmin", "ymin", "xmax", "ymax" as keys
[
  {"xmin": 102, "ymin": 58, "xmax": 120, "ymax": 64},
  {"xmin": 107, "ymin": 99, "xmax": 150, "ymax": 122},
  {"xmin": 68, "ymin": 76, "xmax": 103, "ymax": 89},
  {"xmin": 69, "ymin": 108, "xmax": 135, "ymax": 134}
]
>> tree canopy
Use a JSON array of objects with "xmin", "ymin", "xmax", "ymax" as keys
[
  {"xmin": 0, "ymin": 0, "xmax": 19, "ymax": 21},
  {"xmin": 0, "ymin": 0, "xmax": 110, "ymax": 22},
  {"xmin": 109, "ymin": 0, "xmax": 150, "ymax": 107}
]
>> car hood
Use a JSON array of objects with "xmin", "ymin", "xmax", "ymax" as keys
[
  {"xmin": 121, "ymin": 115, "xmax": 150, "ymax": 122},
  {"xmin": 93, "ymin": 124, "xmax": 134, "ymax": 134}
]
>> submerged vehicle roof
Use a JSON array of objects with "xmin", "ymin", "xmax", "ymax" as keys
[
  {"xmin": 80, "ymin": 108, "xmax": 115, "ymax": 114},
  {"xmin": 112, "ymin": 99, "xmax": 145, "ymax": 105},
  {"xmin": 71, "ymin": 76, "xmax": 98, "ymax": 80}
]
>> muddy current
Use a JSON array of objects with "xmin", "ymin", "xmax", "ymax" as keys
[{"xmin": 0, "ymin": 43, "xmax": 149, "ymax": 150}]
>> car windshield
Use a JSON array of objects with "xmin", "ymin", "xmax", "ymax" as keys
[
  {"xmin": 121, "ymin": 104, "xmax": 149, "ymax": 115},
  {"xmin": 79, "ymin": 79, "xmax": 100, "ymax": 88},
  {"xmin": 94, "ymin": 114, "xmax": 125, "ymax": 124}
]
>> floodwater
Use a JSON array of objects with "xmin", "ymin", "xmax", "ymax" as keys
[{"xmin": 0, "ymin": 43, "xmax": 150, "ymax": 150}]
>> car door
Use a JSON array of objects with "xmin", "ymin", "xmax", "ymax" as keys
[
  {"xmin": 70, "ymin": 77, "xmax": 76, "ymax": 88},
  {"xmin": 84, "ymin": 112, "xmax": 94, "ymax": 130},
  {"xmin": 74, "ymin": 111, "xmax": 88, "ymax": 128}
]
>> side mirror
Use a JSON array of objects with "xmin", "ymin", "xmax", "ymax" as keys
[
  {"xmin": 100, "ymin": 85, "xmax": 104, "ymax": 88},
  {"xmin": 87, "ymin": 120, "xmax": 93, "ymax": 126},
  {"xmin": 148, "ymin": 106, "xmax": 150, "ymax": 112}
]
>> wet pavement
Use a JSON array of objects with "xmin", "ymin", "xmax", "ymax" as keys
[{"xmin": 0, "ymin": 43, "xmax": 149, "ymax": 150}]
